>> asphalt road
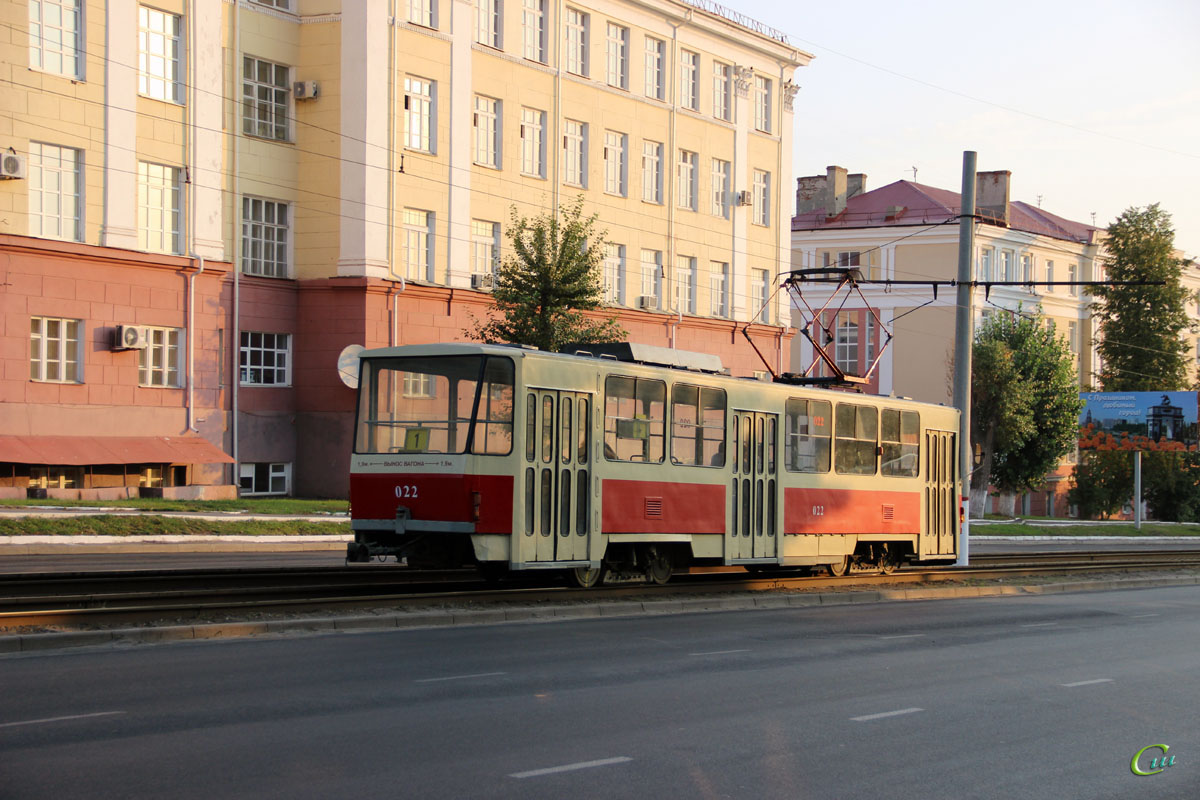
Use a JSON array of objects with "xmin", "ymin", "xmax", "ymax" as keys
[{"xmin": 2, "ymin": 585, "xmax": 1198, "ymax": 798}]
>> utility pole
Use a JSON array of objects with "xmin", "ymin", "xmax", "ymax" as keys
[{"xmin": 952, "ymin": 151, "xmax": 976, "ymax": 566}]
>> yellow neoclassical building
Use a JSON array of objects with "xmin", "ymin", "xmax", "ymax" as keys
[{"xmin": 0, "ymin": 0, "xmax": 808, "ymax": 497}]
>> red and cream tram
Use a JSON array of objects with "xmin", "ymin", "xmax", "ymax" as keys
[{"xmin": 348, "ymin": 342, "xmax": 960, "ymax": 586}]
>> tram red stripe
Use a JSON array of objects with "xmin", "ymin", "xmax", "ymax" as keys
[
  {"xmin": 784, "ymin": 488, "xmax": 920, "ymax": 535},
  {"xmin": 601, "ymin": 479, "xmax": 726, "ymax": 534},
  {"xmin": 350, "ymin": 473, "xmax": 514, "ymax": 534}
]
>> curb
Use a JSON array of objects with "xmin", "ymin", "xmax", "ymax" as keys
[
  {"xmin": 4, "ymin": 574, "xmax": 1198, "ymax": 655},
  {"xmin": 0, "ymin": 540, "xmax": 349, "ymax": 555}
]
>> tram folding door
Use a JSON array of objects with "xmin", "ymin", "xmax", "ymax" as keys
[
  {"xmin": 922, "ymin": 429, "xmax": 957, "ymax": 557},
  {"xmin": 525, "ymin": 390, "xmax": 592, "ymax": 563},
  {"xmin": 728, "ymin": 411, "xmax": 779, "ymax": 561}
]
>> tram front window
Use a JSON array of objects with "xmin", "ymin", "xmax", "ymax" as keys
[{"xmin": 355, "ymin": 355, "xmax": 514, "ymax": 455}]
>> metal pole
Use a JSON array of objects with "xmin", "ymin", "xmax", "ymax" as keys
[
  {"xmin": 953, "ymin": 151, "xmax": 976, "ymax": 566},
  {"xmin": 1134, "ymin": 450, "xmax": 1142, "ymax": 530}
]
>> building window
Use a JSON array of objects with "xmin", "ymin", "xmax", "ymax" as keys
[
  {"xmin": 1001, "ymin": 250, "xmax": 1014, "ymax": 281},
  {"xmin": 752, "ymin": 268, "xmax": 771, "ymax": 324},
  {"xmin": 1020, "ymin": 254, "xmax": 1032, "ymax": 282},
  {"xmin": 252, "ymin": 0, "xmax": 291, "ymax": 8},
  {"xmin": 520, "ymin": 107, "xmax": 545, "ymax": 177},
  {"xmin": 710, "ymin": 262, "xmax": 728, "ymax": 317},
  {"xmin": 752, "ymin": 169, "xmax": 770, "ymax": 226},
  {"xmin": 1068, "ymin": 262, "xmax": 1078, "ymax": 295},
  {"xmin": 522, "ymin": 0, "xmax": 545, "ymax": 62},
  {"xmin": 30, "ymin": 316, "xmax": 81, "ymax": 383},
  {"xmin": 1067, "ymin": 320, "xmax": 1079, "ymax": 355},
  {"xmin": 139, "ymin": 6, "xmax": 183, "ymax": 103},
  {"xmin": 474, "ymin": 0, "xmax": 499, "ymax": 47},
  {"xmin": 471, "ymin": 219, "xmax": 499, "ymax": 281},
  {"xmin": 473, "ymin": 95, "xmax": 500, "ymax": 168},
  {"xmin": 641, "ymin": 140, "xmax": 662, "ymax": 203},
  {"xmin": 240, "ymin": 462, "xmax": 290, "ymax": 495},
  {"xmin": 564, "ymin": 8, "xmax": 588, "ymax": 76},
  {"xmin": 242, "ymin": 197, "xmax": 289, "ymax": 278},
  {"xmin": 640, "ymin": 249, "xmax": 662, "ymax": 308},
  {"xmin": 404, "ymin": 76, "xmax": 434, "ymax": 152},
  {"xmin": 562, "ymin": 119, "xmax": 586, "ymax": 187},
  {"xmin": 138, "ymin": 161, "xmax": 182, "ymax": 254},
  {"xmin": 712, "ymin": 62, "xmax": 731, "ymax": 121},
  {"xmin": 30, "ymin": 466, "xmax": 84, "ymax": 490},
  {"xmin": 1046, "ymin": 260, "xmax": 1055, "ymax": 289},
  {"xmin": 30, "ymin": 0, "xmax": 81, "ymax": 78},
  {"xmin": 242, "ymin": 57, "xmax": 289, "ymax": 140},
  {"xmin": 677, "ymin": 255, "xmax": 697, "ymax": 314},
  {"xmin": 643, "ymin": 37, "xmax": 664, "ymax": 100},
  {"xmin": 711, "ymin": 158, "xmax": 729, "ymax": 219},
  {"xmin": 603, "ymin": 243, "xmax": 624, "ymax": 305},
  {"xmin": 835, "ymin": 312, "xmax": 859, "ymax": 373},
  {"xmin": 28, "ymin": 142, "xmax": 82, "ymax": 242},
  {"xmin": 606, "ymin": 23, "xmax": 628, "ymax": 89},
  {"xmin": 603, "ymin": 131, "xmax": 627, "ymax": 196},
  {"xmin": 408, "ymin": 0, "xmax": 436, "ymax": 27},
  {"xmin": 824, "ymin": 250, "xmax": 860, "ymax": 268},
  {"xmin": 240, "ymin": 331, "xmax": 290, "ymax": 386},
  {"xmin": 676, "ymin": 150, "xmax": 697, "ymax": 211},
  {"xmin": 402, "ymin": 209, "xmax": 433, "ymax": 281},
  {"xmin": 139, "ymin": 327, "xmax": 182, "ymax": 388},
  {"xmin": 678, "ymin": 49, "xmax": 698, "ymax": 110},
  {"xmin": 978, "ymin": 248, "xmax": 993, "ymax": 282},
  {"xmin": 754, "ymin": 75, "xmax": 772, "ymax": 132}
]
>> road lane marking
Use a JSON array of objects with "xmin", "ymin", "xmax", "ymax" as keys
[
  {"xmin": 510, "ymin": 757, "xmax": 633, "ymax": 778},
  {"xmin": 1021, "ymin": 622, "xmax": 1058, "ymax": 628},
  {"xmin": 851, "ymin": 708, "xmax": 923, "ymax": 722},
  {"xmin": 880, "ymin": 634, "xmax": 925, "ymax": 640},
  {"xmin": 1131, "ymin": 614, "xmax": 1159, "ymax": 618},
  {"xmin": 688, "ymin": 649, "xmax": 750, "ymax": 656},
  {"xmin": 0, "ymin": 711, "xmax": 126, "ymax": 729},
  {"xmin": 414, "ymin": 672, "xmax": 507, "ymax": 683},
  {"xmin": 1061, "ymin": 678, "xmax": 1113, "ymax": 687}
]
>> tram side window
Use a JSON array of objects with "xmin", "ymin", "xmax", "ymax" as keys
[
  {"xmin": 670, "ymin": 384, "xmax": 726, "ymax": 466},
  {"xmin": 834, "ymin": 403, "xmax": 877, "ymax": 475},
  {"xmin": 471, "ymin": 357, "xmax": 515, "ymax": 455},
  {"xmin": 881, "ymin": 409, "xmax": 919, "ymax": 477},
  {"xmin": 604, "ymin": 375, "xmax": 666, "ymax": 462},
  {"xmin": 784, "ymin": 398, "xmax": 831, "ymax": 473}
]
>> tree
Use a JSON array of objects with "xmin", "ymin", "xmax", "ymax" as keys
[
  {"xmin": 969, "ymin": 310, "xmax": 1083, "ymax": 516},
  {"xmin": 468, "ymin": 197, "xmax": 625, "ymax": 352},
  {"xmin": 1069, "ymin": 451, "xmax": 1133, "ymax": 520}
]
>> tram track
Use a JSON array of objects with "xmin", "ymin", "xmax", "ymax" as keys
[{"xmin": 2, "ymin": 550, "xmax": 1199, "ymax": 631}]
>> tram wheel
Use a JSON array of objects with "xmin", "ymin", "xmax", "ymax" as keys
[
  {"xmin": 879, "ymin": 547, "xmax": 901, "ymax": 576},
  {"xmin": 826, "ymin": 555, "xmax": 850, "ymax": 577},
  {"xmin": 646, "ymin": 547, "xmax": 673, "ymax": 585},
  {"xmin": 569, "ymin": 565, "xmax": 606, "ymax": 589}
]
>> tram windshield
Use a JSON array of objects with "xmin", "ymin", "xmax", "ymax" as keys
[{"xmin": 355, "ymin": 355, "xmax": 514, "ymax": 455}]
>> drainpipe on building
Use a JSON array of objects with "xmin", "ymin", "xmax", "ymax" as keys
[{"xmin": 185, "ymin": 256, "xmax": 205, "ymax": 433}]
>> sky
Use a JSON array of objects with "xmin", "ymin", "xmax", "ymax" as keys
[{"xmin": 733, "ymin": 0, "xmax": 1200, "ymax": 258}]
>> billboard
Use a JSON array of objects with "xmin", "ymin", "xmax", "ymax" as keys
[{"xmin": 1078, "ymin": 392, "xmax": 1199, "ymax": 451}]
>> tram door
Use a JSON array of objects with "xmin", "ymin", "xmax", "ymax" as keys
[
  {"xmin": 525, "ymin": 390, "xmax": 592, "ymax": 562},
  {"xmin": 922, "ymin": 429, "xmax": 957, "ymax": 557},
  {"xmin": 729, "ymin": 411, "xmax": 779, "ymax": 561}
]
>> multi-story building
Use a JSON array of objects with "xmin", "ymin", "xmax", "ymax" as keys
[{"xmin": 0, "ymin": 0, "xmax": 808, "ymax": 498}]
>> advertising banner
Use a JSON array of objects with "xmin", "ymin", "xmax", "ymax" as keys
[{"xmin": 1078, "ymin": 392, "xmax": 1199, "ymax": 451}]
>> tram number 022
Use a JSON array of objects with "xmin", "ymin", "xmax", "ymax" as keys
[
  {"xmin": 811, "ymin": 505, "xmax": 825, "ymax": 517},
  {"xmin": 394, "ymin": 485, "xmax": 419, "ymax": 499}
]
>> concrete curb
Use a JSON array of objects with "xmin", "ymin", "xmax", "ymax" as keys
[{"xmin": 4, "ymin": 574, "xmax": 1198, "ymax": 655}]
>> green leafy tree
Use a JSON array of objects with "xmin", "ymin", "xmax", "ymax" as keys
[
  {"xmin": 1069, "ymin": 451, "xmax": 1133, "ymax": 520},
  {"xmin": 1142, "ymin": 452, "xmax": 1200, "ymax": 522},
  {"xmin": 970, "ymin": 311, "xmax": 1083, "ymax": 515},
  {"xmin": 468, "ymin": 197, "xmax": 625, "ymax": 352}
]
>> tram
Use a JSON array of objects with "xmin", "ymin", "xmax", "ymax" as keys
[{"xmin": 347, "ymin": 342, "xmax": 961, "ymax": 586}]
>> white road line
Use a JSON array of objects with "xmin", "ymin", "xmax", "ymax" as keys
[
  {"xmin": 1131, "ymin": 613, "xmax": 1159, "ymax": 618},
  {"xmin": 851, "ymin": 708, "xmax": 923, "ymax": 722},
  {"xmin": 880, "ymin": 634, "xmax": 925, "ymax": 640},
  {"xmin": 1061, "ymin": 678, "xmax": 1114, "ymax": 688},
  {"xmin": 0, "ymin": 711, "xmax": 126, "ymax": 729},
  {"xmin": 688, "ymin": 649, "xmax": 750, "ymax": 656},
  {"xmin": 414, "ymin": 672, "xmax": 507, "ymax": 684},
  {"xmin": 1021, "ymin": 622, "xmax": 1058, "ymax": 628},
  {"xmin": 510, "ymin": 757, "xmax": 633, "ymax": 779}
]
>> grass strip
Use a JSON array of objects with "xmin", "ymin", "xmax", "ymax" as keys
[
  {"xmin": 0, "ymin": 515, "xmax": 348, "ymax": 537},
  {"xmin": 0, "ymin": 497, "xmax": 348, "ymax": 515},
  {"xmin": 977, "ymin": 522, "xmax": 1200, "ymax": 537}
]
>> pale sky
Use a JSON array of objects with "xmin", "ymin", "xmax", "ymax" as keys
[{"xmin": 735, "ymin": 0, "xmax": 1200, "ymax": 258}]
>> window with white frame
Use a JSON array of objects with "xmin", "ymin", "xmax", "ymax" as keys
[
  {"xmin": 677, "ymin": 255, "xmax": 697, "ymax": 314},
  {"xmin": 679, "ymin": 49, "xmax": 698, "ymax": 110},
  {"xmin": 709, "ymin": 262, "xmax": 728, "ymax": 317},
  {"xmin": 641, "ymin": 140, "xmax": 662, "ymax": 203},
  {"xmin": 253, "ymin": 0, "xmax": 291, "ymax": 9},
  {"xmin": 1067, "ymin": 262, "xmax": 1078, "ymax": 295},
  {"xmin": 1067, "ymin": 320, "xmax": 1079, "ymax": 355},
  {"xmin": 404, "ymin": 76, "xmax": 434, "ymax": 152},
  {"xmin": 474, "ymin": 0, "xmax": 499, "ymax": 47},
  {"xmin": 564, "ymin": 8, "xmax": 588, "ymax": 76},
  {"xmin": 979, "ymin": 247, "xmax": 993, "ymax": 282},
  {"xmin": 402, "ymin": 208, "xmax": 433, "ymax": 281},
  {"xmin": 640, "ymin": 249, "xmax": 662, "ymax": 308},
  {"xmin": 473, "ymin": 95, "xmax": 500, "ymax": 168},
  {"xmin": 711, "ymin": 158, "xmax": 729, "ymax": 218},
  {"xmin": 603, "ymin": 131, "xmax": 627, "ymax": 196},
  {"xmin": 30, "ymin": 316, "xmax": 81, "ymax": 383},
  {"xmin": 520, "ymin": 107, "xmax": 545, "ymax": 177},
  {"xmin": 403, "ymin": 373, "xmax": 437, "ymax": 397},
  {"xmin": 139, "ymin": 327, "xmax": 182, "ymax": 387},
  {"xmin": 712, "ymin": 61, "xmax": 731, "ymax": 121},
  {"xmin": 240, "ymin": 331, "xmax": 291, "ymax": 386},
  {"xmin": 643, "ymin": 37, "xmax": 664, "ymax": 100},
  {"xmin": 562, "ymin": 119, "xmax": 586, "ymax": 187},
  {"xmin": 407, "ymin": 0, "xmax": 436, "ymax": 27},
  {"xmin": 1046, "ymin": 260, "xmax": 1055, "ymax": 289},
  {"xmin": 522, "ymin": 0, "xmax": 545, "ymax": 62},
  {"xmin": 603, "ymin": 243, "xmax": 624, "ymax": 304},
  {"xmin": 30, "ymin": 0, "xmax": 82, "ymax": 78},
  {"xmin": 28, "ymin": 142, "xmax": 82, "ymax": 242},
  {"xmin": 605, "ymin": 23, "xmax": 628, "ymax": 89},
  {"xmin": 753, "ymin": 75, "xmax": 772, "ymax": 133},
  {"xmin": 139, "ymin": 6, "xmax": 183, "ymax": 103},
  {"xmin": 242, "ymin": 197, "xmax": 289, "ymax": 278},
  {"xmin": 752, "ymin": 268, "xmax": 771, "ymax": 323},
  {"xmin": 240, "ymin": 462, "xmax": 290, "ymax": 495},
  {"xmin": 1001, "ymin": 250, "xmax": 1014, "ymax": 281},
  {"xmin": 1020, "ymin": 254, "xmax": 1032, "ymax": 282},
  {"xmin": 676, "ymin": 150, "xmax": 697, "ymax": 211},
  {"xmin": 471, "ymin": 219, "xmax": 499, "ymax": 279},
  {"xmin": 835, "ymin": 312, "xmax": 859, "ymax": 373},
  {"xmin": 752, "ymin": 169, "xmax": 770, "ymax": 226},
  {"xmin": 138, "ymin": 161, "xmax": 182, "ymax": 254},
  {"xmin": 824, "ymin": 250, "xmax": 859, "ymax": 267},
  {"xmin": 242, "ymin": 56, "xmax": 289, "ymax": 140}
]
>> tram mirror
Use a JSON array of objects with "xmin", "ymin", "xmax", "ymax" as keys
[{"xmin": 403, "ymin": 428, "xmax": 431, "ymax": 451}]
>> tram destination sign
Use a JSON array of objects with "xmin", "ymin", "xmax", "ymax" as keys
[{"xmin": 1078, "ymin": 391, "xmax": 1199, "ymax": 451}]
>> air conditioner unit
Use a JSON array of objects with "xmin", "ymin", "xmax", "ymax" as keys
[
  {"xmin": 293, "ymin": 80, "xmax": 320, "ymax": 100},
  {"xmin": 636, "ymin": 295, "xmax": 657, "ymax": 310},
  {"xmin": 113, "ymin": 324, "xmax": 149, "ymax": 350},
  {"xmin": 471, "ymin": 273, "xmax": 495, "ymax": 290},
  {"xmin": 0, "ymin": 153, "xmax": 26, "ymax": 180},
  {"xmin": 735, "ymin": 190, "xmax": 753, "ymax": 207}
]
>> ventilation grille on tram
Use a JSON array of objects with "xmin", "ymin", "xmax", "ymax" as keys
[
  {"xmin": 644, "ymin": 497, "xmax": 664, "ymax": 519},
  {"xmin": 881, "ymin": 504, "xmax": 895, "ymax": 522}
]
